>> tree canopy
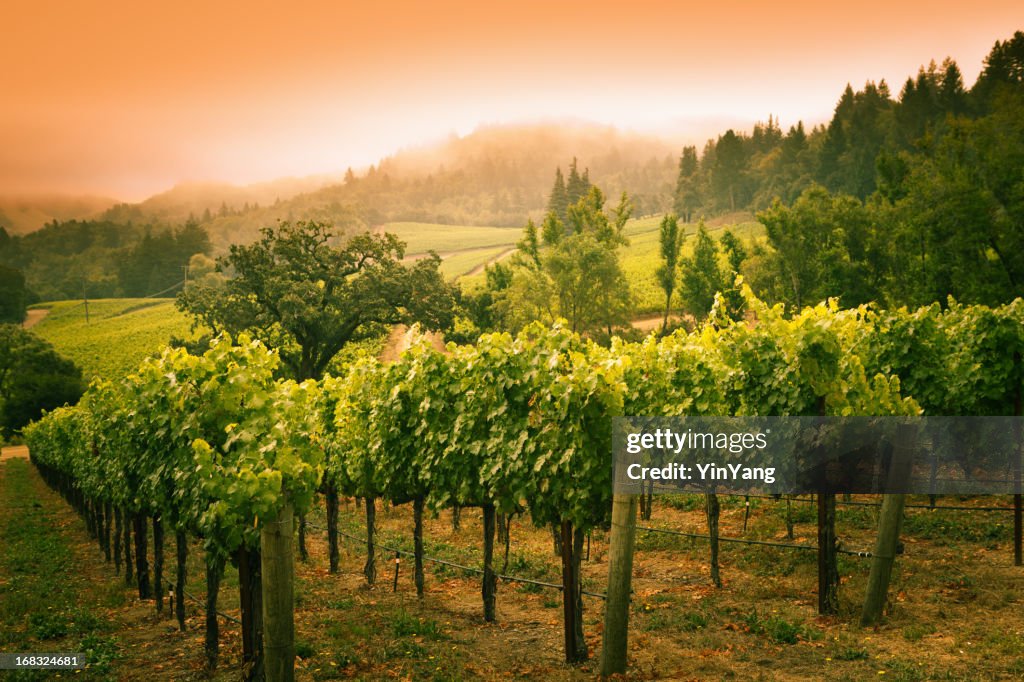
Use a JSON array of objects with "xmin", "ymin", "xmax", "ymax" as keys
[
  {"xmin": 177, "ymin": 220, "xmax": 457, "ymax": 379},
  {"xmin": 0, "ymin": 325, "xmax": 83, "ymax": 436}
]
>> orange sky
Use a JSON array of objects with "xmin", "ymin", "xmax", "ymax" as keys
[{"xmin": 2, "ymin": 0, "xmax": 1022, "ymax": 201}]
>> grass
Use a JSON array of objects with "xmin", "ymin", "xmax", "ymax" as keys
[
  {"xmin": 452, "ymin": 213, "xmax": 767, "ymax": 315},
  {"xmin": 0, "ymin": 458, "xmax": 119, "ymax": 679},
  {"xmin": 620, "ymin": 216, "xmax": 766, "ymax": 314},
  {"xmin": 30, "ymin": 298, "xmax": 201, "ymax": 382},
  {"xmin": 380, "ymin": 222, "xmax": 521, "ymax": 254},
  {"xmin": 7, "ymin": 460, "xmax": 1024, "ymax": 679},
  {"xmin": 437, "ymin": 246, "xmax": 513, "ymax": 280}
]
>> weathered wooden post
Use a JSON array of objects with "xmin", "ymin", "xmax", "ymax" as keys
[
  {"xmin": 261, "ymin": 497, "xmax": 295, "ymax": 682},
  {"xmin": 599, "ymin": 492, "xmax": 638, "ymax": 677},
  {"xmin": 861, "ymin": 423, "xmax": 916, "ymax": 627}
]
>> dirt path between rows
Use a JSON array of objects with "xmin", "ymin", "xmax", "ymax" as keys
[
  {"xmin": 22, "ymin": 308, "xmax": 49, "ymax": 329},
  {"xmin": 464, "ymin": 247, "xmax": 516, "ymax": 277},
  {"xmin": 0, "ymin": 445, "xmax": 29, "ymax": 462},
  {"xmin": 631, "ymin": 313, "xmax": 690, "ymax": 332}
]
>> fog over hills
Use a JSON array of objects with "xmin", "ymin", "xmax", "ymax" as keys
[
  {"xmin": 0, "ymin": 194, "xmax": 119, "ymax": 235},
  {"xmin": 2, "ymin": 120, "xmax": 739, "ymax": 245}
]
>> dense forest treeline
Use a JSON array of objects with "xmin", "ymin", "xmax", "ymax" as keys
[
  {"xmin": 711, "ymin": 31, "xmax": 1024, "ymax": 309},
  {"xmin": 0, "ymin": 220, "xmax": 211, "ymax": 302},
  {"xmin": 673, "ymin": 33, "xmax": 1024, "ymax": 216}
]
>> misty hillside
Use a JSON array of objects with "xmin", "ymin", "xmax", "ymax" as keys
[
  {"xmin": 115, "ymin": 123, "xmax": 685, "ymax": 250},
  {"xmin": 101, "ymin": 174, "xmax": 343, "ymax": 227},
  {"xmin": 0, "ymin": 194, "xmax": 118, "ymax": 235}
]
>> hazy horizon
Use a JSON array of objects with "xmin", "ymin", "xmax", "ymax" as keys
[{"xmin": 3, "ymin": 0, "xmax": 1021, "ymax": 202}]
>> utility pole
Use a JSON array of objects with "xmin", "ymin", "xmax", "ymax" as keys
[
  {"xmin": 82, "ymin": 278, "xmax": 90, "ymax": 324},
  {"xmin": 182, "ymin": 264, "xmax": 189, "ymax": 290}
]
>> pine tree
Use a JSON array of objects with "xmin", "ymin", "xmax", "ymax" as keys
[
  {"xmin": 655, "ymin": 214, "xmax": 681, "ymax": 333},
  {"xmin": 679, "ymin": 222, "xmax": 725, "ymax": 320},
  {"xmin": 566, "ymin": 157, "xmax": 591, "ymax": 206},
  {"xmin": 546, "ymin": 168, "xmax": 569, "ymax": 223},
  {"xmin": 674, "ymin": 146, "xmax": 700, "ymax": 222}
]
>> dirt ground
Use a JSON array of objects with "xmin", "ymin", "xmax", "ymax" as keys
[{"xmin": 3, "ymin": 454, "xmax": 1023, "ymax": 680}]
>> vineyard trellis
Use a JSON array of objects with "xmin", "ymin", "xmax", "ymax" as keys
[{"xmin": 23, "ymin": 286, "xmax": 1024, "ymax": 678}]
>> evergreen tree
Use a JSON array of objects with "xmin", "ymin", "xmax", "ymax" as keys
[
  {"xmin": 712, "ymin": 131, "xmax": 746, "ymax": 211},
  {"xmin": 655, "ymin": 214, "xmax": 681, "ymax": 333},
  {"xmin": 546, "ymin": 167, "xmax": 569, "ymax": 223},
  {"xmin": 679, "ymin": 222, "xmax": 725, "ymax": 320},
  {"xmin": 673, "ymin": 146, "xmax": 700, "ymax": 222},
  {"xmin": 565, "ymin": 157, "xmax": 591, "ymax": 205},
  {"xmin": 0, "ymin": 265, "xmax": 26, "ymax": 324}
]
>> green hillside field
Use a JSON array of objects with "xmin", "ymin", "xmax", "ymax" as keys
[
  {"xmin": 28, "ymin": 215, "xmax": 765, "ymax": 383},
  {"xmin": 458, "ymin": 214, "xmax": 766, "ymax": 314},
  {"xmin": 30, "ymin": 299, "xmax": 200, "ymax": 383}
]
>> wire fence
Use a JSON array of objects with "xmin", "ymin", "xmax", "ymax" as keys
[{"xmin": 306, "ymin": 520, "xmax": 607, "ymax": 600}]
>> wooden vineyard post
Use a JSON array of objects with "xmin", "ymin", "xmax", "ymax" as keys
[
  {"xmin": 153, "ymin": 516, "xmax": 164, "ymax": 614},
  {"xmin": 559, "ymin": 520, "xmax": 583, "ymax": 663},
  {"xmin": 239, "ymin": 545, "xmax": 264, "ymax": 677},
  {"xmin": 815, "ymin": 398, "xmax": 838, "ymax": 616},
  {"xmin": 1014, "ymin": 353, "xmax": 1021, "ymax": 567},
  {"xmin": 326, "ymin": 483, "xmax": 340, "ymax": 573},
  {"xmin": 205, "ymin": 551, "xmax": 224, "ymax": 670},
  {"xmin": 261, "ymin": 497, "xmax": 296, "ymax": 682},
  {"xmin": 113, "ymin": 507, "xmax": 123, "ymax": 574},
  {"xmin": 134, "ymin": 513, "xmax": 151, "ymax": 599},
  {"xmin": 861, "ymin": 423, "xmax": 916, "ymax": 627},
  {"xmin": 706, "ymin": 490, "xmax": 722, "ymax": 588},
  {"xmin": 364, "ymin": 496, "xmax": 376, "ymax": 585},
  {"xmin": 817, "ymin": 491, "xmax": 838, "ymax": 615},
  {"xmin": 414, "ymin": 496, "xmax": 425, "ymax": 599},
  {"xmin": 600, "ymin": 492, "xmax": 638, "ymax": 678},
  {"xmin": 482, "ymin": 503, "xmax": 497, "ymax": 622},
  {"xmin": 175, "ymin": 530, "xmax": 187, "ymax": 632}
]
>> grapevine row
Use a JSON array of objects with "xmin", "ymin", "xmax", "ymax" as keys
[{"xmin": 23, "ymin": 287, "xmax": 1024, "ymax": 676}]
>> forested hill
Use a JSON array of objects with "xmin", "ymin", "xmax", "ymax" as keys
[
  {"xmin": 131, "ymin": 124, "xmax": 684, "ymax": 250},
  {"xmin": 671, "ymin": 30, "xmax": 1024, "ymax": 218}
]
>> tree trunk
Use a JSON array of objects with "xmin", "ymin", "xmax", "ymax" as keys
[
  {"xmin": 239, "ymin": 545, "xmax": 265, "ymax": 681},
  {"xmin": 326, "ymin": 483, "xmax": 340, "ymax": 574},
  {"xmin": 297, "ymin": 514, "xmax": 308, "ymax": 562},
  {"xmin": 124, "ymin": 512, "xmax": 134, "ymax": 586},
  {"xmin": 600, "ymin": 494, "xmax": 638, "ymax": 677},
  {"xmin": 817, "ymin": 492, "xmax": 839, "ymax": 615},
  {"xmin": 571, "ymin": 527, "xmax": 587, "ymax": 660},
  {"xmin": 414, "ymin": 496, "xmax": 425, "ymax": 600},
  {"xmin": 496, "ymin": 512, "xmax": 507, "ymax": 546},
  {"xmin": 1014, "ymin": 363, "xmax": 1021, "ymax": 567},
  {"xmin": 113, "ymin": 506, "xmax": 123, "ymax": 574},
  {"xmin": 175, "ymin": 531, "xmax": 187, "ymax": 632},
  {"xmin": 706, "ymin": 491, "xmax": 722, "ymax": 588},
  {"xmin": 153, "ymin": 516, "xmax": 164, "ymax": 614},
  {"xmin": 134, "ymin": 513, "xmax": 151, "ymax": 600},
  {"xmin": 552, "ymin": 524, "xmax": 562, "ymax": 556},
  {"xmin": 502, "ymin": 515, "xmax": 512, "ymax": 574},
  {"xmin": 205, "ymin": 551, "xmax": 224, "ymax": 671},
  {"xmin": 785, "ymin": 495, "xmax": 795, "ymax": 540},
  {"xmin": 482, "ymin": 503, "xmax": 497, "ymax": 622},
  {"xmin": 559, "ymin": 520, "xmax": 586, "ymax": 664},
  {"xmin": 363, "ymin": 496, "xmax": 376, "ymax": 585},
  {"xmin": 103, "ymin": 501, "xmax": 113, "ymax": 562},
  {"xmin": 85, "ymin": 499, "xmax": 96, "ymax": 539},
  {"xmin": 451, "ymin": 504, "xmax": 461, "ymax": 531},
  {"xmin": 662, "ymin": 291, "xmax": 672, "ymax": 336},
  {"xmin": 261, "ymin": 499, "xmax": 295, "ymax": 682}
]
